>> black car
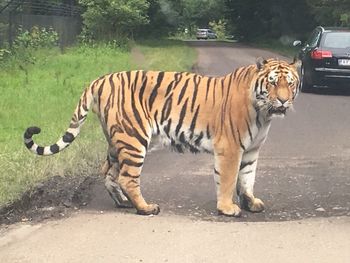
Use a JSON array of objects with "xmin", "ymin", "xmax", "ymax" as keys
[{"xmin": 294, "ymin": 26, "xmax": 350, "ymax": 92}]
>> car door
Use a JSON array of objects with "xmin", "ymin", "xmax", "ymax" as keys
[{"xmin": 300, "ymin": 28, "xmax": 322, "ymax": 82}]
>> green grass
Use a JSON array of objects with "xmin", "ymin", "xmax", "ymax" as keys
[
  {"xmin": 0, "ymin": 40, "xmax": 196, "ymax": 206},
  {"xmin": 134, "ymin": 39, "xmax": 196, "ymax": 71}
]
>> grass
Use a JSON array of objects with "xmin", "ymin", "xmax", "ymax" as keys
[
  {"xmin": 135, "ymin": 39, "xmax": 196, "ymax": 71},
  {"xmin": 0, "ymin": 40, "xmax": 196, "ymax": 206}
]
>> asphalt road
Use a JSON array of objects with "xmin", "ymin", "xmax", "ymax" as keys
[
  {"xmin": 1, "ymin": 41, "xmax": 349, "ymax": 262},
  {"xmin": 87, "ymin": 41, "xmax": 350, "ymax": 221}
]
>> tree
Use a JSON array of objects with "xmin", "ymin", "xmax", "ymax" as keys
[
  {"xmin": 307, "ymin": 0, "xmax": 350, "ymax": 27},
  {"xmin": 224, "ymin": 0, "xmax": 316, "ymax": 40},
  {"xmin": 79, "ymin": 0, "xmax": 150, "ymax": 40}
]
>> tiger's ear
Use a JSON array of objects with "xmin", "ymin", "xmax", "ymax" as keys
[{"xmin": 256, "ymin": 57, "xmax": 267, "ymax": 70}]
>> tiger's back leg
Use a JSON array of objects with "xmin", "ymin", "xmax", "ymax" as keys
[
  {"xmin": 102, "ymin": 147, "xmax": 133, "ymax": 208},
  {"xmin": 115, "ymin": 133, "xmax": 160, "ymax": 215}
]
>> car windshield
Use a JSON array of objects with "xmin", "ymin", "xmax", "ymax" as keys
[{"xmin": 322, "ymin": 32, "xmax": 350, "ymax": 49}]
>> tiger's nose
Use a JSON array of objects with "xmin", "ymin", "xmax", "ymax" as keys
[{"xmin": 277, "ymin": 98, "xmax": 288, "ymax": 105}]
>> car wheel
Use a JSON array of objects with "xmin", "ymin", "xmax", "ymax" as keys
[{"xmin": 300, "ymin": 65, "xmax": 312, "ymax": 93}]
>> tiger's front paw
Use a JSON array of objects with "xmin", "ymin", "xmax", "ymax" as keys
[
  {"xmin": 241, "ymin": 196, "xmax": 265, "ymax": 213},
  {"xmin": 249, "ymin": 198, "xmax": 265, "ymax": 212},
  {"xmin": 217, "ymin": 203, "xmax": 242, "ymax": 217}
]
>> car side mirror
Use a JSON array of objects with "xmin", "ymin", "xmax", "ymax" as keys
[{"xmin": 293, "ymin": 40, "xmax": 302, "ymax": 47}]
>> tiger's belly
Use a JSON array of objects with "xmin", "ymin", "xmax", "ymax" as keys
[{"xmin": 150, "ymin": 128, "xmax": 213, "ymax": 154}]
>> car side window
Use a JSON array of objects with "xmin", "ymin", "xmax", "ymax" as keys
[{"xmin": 306, "ymin": 30, "xmax": 321, "ymax": 48}]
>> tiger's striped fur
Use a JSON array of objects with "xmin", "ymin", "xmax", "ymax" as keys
[{"xmin": 24, "ymin": 58, "xmax": 300, "ymax": 216}]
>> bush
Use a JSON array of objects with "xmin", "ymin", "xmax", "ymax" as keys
[
  {"xmin": 14, "ymin": 26, "xmax": 59, "ymax": 49},
  {"xmin": 0, "ymin": 48, "xmax": 11, "ymax": 61},
  {"xmin": 0, "ymin": 26, "xmax": 60, "ymax": 67},
  {"xmin": 209, "ymin": 20, "xmax": 227, "ymax": 40}
]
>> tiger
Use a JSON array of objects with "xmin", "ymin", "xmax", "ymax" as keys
[{"xmin": 24, "ymin": 58, "xmax": 300, "ymax": 217}]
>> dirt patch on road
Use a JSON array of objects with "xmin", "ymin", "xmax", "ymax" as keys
[{"xmin": 0, "ymin": 175, "xmax": 99, "ymax": 225}]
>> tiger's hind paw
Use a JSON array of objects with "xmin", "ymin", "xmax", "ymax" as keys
[{"xmin": 137, "ymin": 204, "xmax": 160, "ymax": 215}]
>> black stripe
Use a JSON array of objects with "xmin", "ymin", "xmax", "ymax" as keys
[
  {"xmin": 25, "ymin": 140, "xmax": 34, "ymax": 149},
  {"xmin": 214, "ymin": 169, "xmax": 220, "ymax": 175},
  {"xmin": 179, "ymin": 132, "xmax": 186, "ymax": 144},
  {"xmin": 177, "ymin": 79, "xmax": 190, "ymax": 105},
  {"xmin": 240, "ymin": 160, "xmax": 256, "ymax": 170},
  {"xmin": 228, "ymin": 117, "xmax": 237, "ymax": 144},
  {"xmin": 63, "ymin": 132, "xmax": 75, "ymax": 143},
  {"xmin": 255, "ymin": 106, "xmax": 262, "ymax": 129},
  {"xmin": 160, "ymin": 95, "xmax": 173, "ymax": 124},
  {"xmin": 125, "ymin": 71, "xmax": 131, "ymax": 87},
  {"xmin": 109, "ymin": 73, "xmax": 116, "ymax": 108},
  {"xmin": 132, "ymin": 71, "xmax": 140, "ymax": 93},
  {"xmin": 123, "ymin": 123, "xmax": 148, "ymax": 150},
  {"xmin": 97, "ymin": 78, "xmax": 106, "ymax": 111},
  {"xmin": 205, "ymin": 77, "xmax": 212, "ymax": 101},
  {"xmin": 119, "ymin": 159, "xmax": 144, "ymax": 170},
  {"xmin": 237, "ymin": 129, "xmax": 246, "ymax": 151},
  {"xmin": 189, "ymin": 105, "xmax": 200, "ymax": 139},
  {"xmin": 245, "ymin": 119, "xmax": 253, "ymax": 142},
  {"xmin": 194, "ymin": 132, "xmax": 203, "ymax": 146},
  {"xmin": 116, "ymin": 140, "xmax": 142, "ymax": 155},
  {"xmin": 149, "ymin": 72, "xmax": 165, "ymax": 110},
  {"xmin": 138, "ymin": 71, "xmax": 148, "ymax": 107},
  {"xmin": 163, "ymin": 119, "xmax": 172, "ymax": 138},
  {"xmin": 154, "ymin": 111, "xmax": 160, "ymax": 135},
  {"xmin": 131, "ymin": 90, "xmax": 148, "ymax": 137},
  {"xmin": 127, "ymin": 153, "xmax": 145, "ymax": 159},
  {"xmin": 24, "ymin": 127, "xmax": 41, "ymax": 139},
  {"xmin": 165, "ymin": 76, "xmax": 175, "ymax": 97},
  {"xmin": 175, "ymin": 99, "xmax": 188, "ymax": 136},
  {"xmin": 50, "ymin": 144, "xmax": 59, "ymax": 154},
  {"xmin": 121, "ymin": 171, "xmax": 140, "ymax": 178},
  {"xmin": 37, "ymin": 146, "xmax": 44, "ymax": 155},
  {"xmin": 191, "ymin": 75, "xmax": 200, "ymax": 112},
  {"xmin": 206, "ymin": 125, "xmax": 211, "ymax": 139}
]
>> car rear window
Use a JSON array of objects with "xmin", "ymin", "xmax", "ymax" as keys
[{"xmin": 322, "ymin": 32, "xmax": 350, "ymax": 49}]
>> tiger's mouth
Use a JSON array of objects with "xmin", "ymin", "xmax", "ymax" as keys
[{"xmin": 268, "ymin": 106, "xmax": 287, "ymax": 116}]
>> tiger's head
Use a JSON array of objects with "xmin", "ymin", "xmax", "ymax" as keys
[{"xmin": 254, "ymin": 58, "xmax": 301, "ymax": 118}]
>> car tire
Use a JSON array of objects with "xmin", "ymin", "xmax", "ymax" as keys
[{"xmin": 300, "ymin": 65, "xmax": 313, "ymax": 93}]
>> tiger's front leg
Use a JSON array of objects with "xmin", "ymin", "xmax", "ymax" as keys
[
  {"xmin": 214, "ymin": 149, "xmax": 242, "ymax": 217},
  {"xmin": 237, "ymin": 149, "xmax": 265, "ymax": 213}
]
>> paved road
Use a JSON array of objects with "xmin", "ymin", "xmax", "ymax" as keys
[{"xmin": 1, "ymin": 41, "xmax": 349, "ymax": 262}]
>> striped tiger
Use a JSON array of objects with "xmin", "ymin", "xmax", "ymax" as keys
[{"xmin": 24, "ymin": 58, "xmax": 300, "ymax": 217}]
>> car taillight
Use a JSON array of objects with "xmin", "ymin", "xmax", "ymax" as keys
[{"xmin": 311, "ymin": 49, "xmax": 332, "ymax": 59}]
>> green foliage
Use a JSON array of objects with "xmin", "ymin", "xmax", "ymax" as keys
[
  {"xmin": 225, "ymin": 0, "xmax": 316, "ymax": 40},
  {"xmin": 14, "ymin": 26, "xmax": 59, "ymax": 49},
  {"xmin": 0, "ymin": 48, "xmax": 11, "ymax": 61},
  {"xmin": 78, "ymin": 0, "xmax": 150, "ymax": 40},
  {"xmin": 307, "ymin": 0, "xmax": 350, "ymax": 27},
  {"xmin": 0, "ymin": 26, "xmax": 59, "ymax": 71},
  {"xmin": 209, "ymin": 20, "xmax": 227, "ymax": 40},
  {"xmin": 340, "ymin": 13, "xmax": 350, "ymax": 26}
]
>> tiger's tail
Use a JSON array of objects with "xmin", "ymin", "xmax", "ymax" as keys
[{"xmin": 24, "ymin": 84, "xmax": 94, "ymax": 156}]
